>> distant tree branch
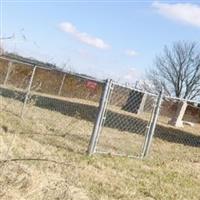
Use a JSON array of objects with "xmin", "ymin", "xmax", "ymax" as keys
[{"xmin": 144, "ymin": 41, "xmax": 200, "ymax": 100}]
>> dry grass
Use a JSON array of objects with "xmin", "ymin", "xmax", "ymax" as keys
[{"xmin": 0, "ymin": 95, "xmax": 200, "ymax": 200}]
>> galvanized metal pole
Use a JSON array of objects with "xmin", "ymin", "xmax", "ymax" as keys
[
  {"xmin": 87, "ymin": 79, "xmax": 112, "ymax": 155},
  {"xmin": 142, "ymin": 89, "xmax": 163, "ymax": 158},
  {"xmin": 20, "ymin": 65, "xmax": 37, "ymax": 118},
  {"xmin": 4, "ymin": 61, "xmax": 13, "ymax": 85},
  {"xmin": 94, "ymin": 80, "xmax": 114, "ymax": 150},
  {"xmin": 141, "ymin": 95, "xmax": 157, "ymax": 158},
  {"xmin": 58, "ymin": 73, "xmax": 66, "ymax": 96}
]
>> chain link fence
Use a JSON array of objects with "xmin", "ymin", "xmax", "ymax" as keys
[
  {"xmin": 150, "ymin": 96, "xmax": 200, "ymax": 160},
  {"xmin": 0, "ymin": 55, "xmax": 199, "ymax": 161},
  {"xmin": 0, "ymin": 57, "xmax": 103, "ymax": 160}
]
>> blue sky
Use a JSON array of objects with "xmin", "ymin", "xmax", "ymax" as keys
[{"xmin": 1, "ymin": 0, "xmax": 200, "ymax": 83}]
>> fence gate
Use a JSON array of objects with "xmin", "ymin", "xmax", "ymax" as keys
[{"xmin": 88, "ymin": 79, "xmax": 162, "ymax": 158}]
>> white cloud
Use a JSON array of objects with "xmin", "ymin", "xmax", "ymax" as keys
[
  {"xmin": 123, "ymin": 68, "xmax": 138, "ymax": 81},
  {"xmin": 121, "ymin": 67, "xmax": 143, "ymax": 84},
  {"xmin": 152, "ymin": 1, "xmax": 200, "ymax": 27},
  {"xmin": 59, "ymin": 22, "xmax": 110, "ymax": 49},
  {"xmin": 125, "ymin": 49, "xmax": 138, "ymax": 57}
]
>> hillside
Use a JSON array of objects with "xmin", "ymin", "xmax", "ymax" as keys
[{"xmin": 0, "ymin": 96, "xmax": 200, "ymax": 200}]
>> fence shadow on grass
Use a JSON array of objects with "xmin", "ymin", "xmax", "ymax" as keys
[
  {"xmin": 104, "ymin": 111, "xmax": 200, "ymax": 148},
  {"xmin": 1, "ymin": 86, "xmax": 200, "ymax": 148}
]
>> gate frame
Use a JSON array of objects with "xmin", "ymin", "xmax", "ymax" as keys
[
  {"xmin": 141, "ymin": 88, "xmax": 163, "ymax": 158},
  {"xmin": 87, "ymin": 79, "xmax": 113, "ymax": 155},
  {"xmin": 88, "ymin": 80, "xmax": 163, "ymax": 159}
]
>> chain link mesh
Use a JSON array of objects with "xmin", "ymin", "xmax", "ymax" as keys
[
  {"xmin": 150, "ymin": 96, "xmax": 200, "ymax": 160},
  {"xmin": 96, "ymin": 83, "xmax": 158, "ymax": 157},
  {"xmin": 1, "ymin": 57, "xmax": 199, "ymax": 161},
  {"xmin": 0, "ymin": 59, "xmax": 8, "ymax": 84},
  {"xmin": 0, "ymin": 58, "xmax": 102, "ymax": 162}
]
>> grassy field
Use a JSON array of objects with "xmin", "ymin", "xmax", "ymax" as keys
[{"xmin": 0, "ymin": 95, "xmax": 200, "ymax": 200}]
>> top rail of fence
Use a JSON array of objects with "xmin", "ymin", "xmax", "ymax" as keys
[
  {"xmin": 113, "ymin": 81, "xmax": 200, "ymax": 105},
  {"xmin": 1, "ymin": 54, "xmax": 200, "ymax": 105},
  {"xmin": 163, "ymin": 95, "xmax": 200, "ymax": 105},
  {"xmin": 0, "ymin": 54, "xmax": 105, "ymax": 84},
  {"xmin": 112, "ymin": 81, "xmax": 157, "ymax": 97}
]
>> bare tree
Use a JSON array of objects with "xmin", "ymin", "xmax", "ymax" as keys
[{"xmin": 145, "ymin": 41, "xmax": 200, "ymax": 100}]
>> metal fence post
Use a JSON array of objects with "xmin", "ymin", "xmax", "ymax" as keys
[
  {"xmin": 87, "ymin": 79, "xmax": 113, "ymax": 155},
  {"xmin": 142, "ymin": 88, "xmax": 163, "ymax": 158},
  {"xmin": 20, "ymin": 65, "xmax": 37, "ymax": 118},
  {"xmin": 58, "ymin": 73, "xmax": 66, "ymax": 96},
  {"xmin": 4, "ymin": 61, "xmax": 13, "ymax": 85}
]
